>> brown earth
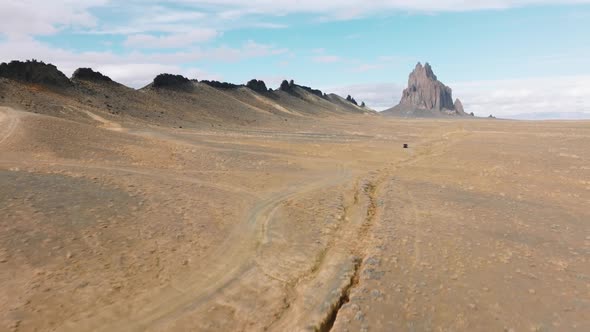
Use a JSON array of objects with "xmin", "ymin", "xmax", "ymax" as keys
[{"xmin": 0, "ymin": 79, "xmax": 589, "ymax": 332}]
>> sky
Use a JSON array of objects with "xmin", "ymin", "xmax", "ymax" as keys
[{"xmin": 1, "ymin": 0, "xmax": 589, "ymax": 118}]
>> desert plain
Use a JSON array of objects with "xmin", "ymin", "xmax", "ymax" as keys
[{"xmin": 1, "ymin": 100, "xmax": 589, "ymax": 332}]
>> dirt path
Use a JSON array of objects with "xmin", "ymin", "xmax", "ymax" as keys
[
  {"xmin": 58, "ymin": 167, "xmax": 352, "ymax": 331},
  {"xmin": 68, "ymin": 106, "xmax": 125, "ymax": 132},
  {"xmin": 0, "ymin": 107, "xmax": 20, "ymax": 145}
]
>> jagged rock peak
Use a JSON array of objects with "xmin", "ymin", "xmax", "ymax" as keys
[
  {"xmin": 414, "ymin": 62, "xmax": 437, "ymax": 81},
  {"xmin": 399, "ymin": 62, "xmax": 456, "ymax": 112}
]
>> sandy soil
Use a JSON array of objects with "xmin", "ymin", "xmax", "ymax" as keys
[{"xmin": 1, "ymin": 106, "xmax": 589, "ymax": 332}]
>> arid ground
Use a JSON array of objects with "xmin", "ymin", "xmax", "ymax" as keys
[{"xmin": 1, "ymin": 106, "xmax": 589, "ymax": 332}]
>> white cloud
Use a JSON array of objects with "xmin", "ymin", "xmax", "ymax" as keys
[
  {"xmin": 325, "ymin": 82, "xmax": 404, "ymax": 111},
  {"xmin": 167, "ymin": 0, "xmax": 590, "ymax": 18},
  {"xmin": 353, "ymin": 64, "xmax": 384, "ymax": 73},
  {"xmin": 452, "ymin": 76, "xmax": 590, "ymax": 118},
  {"xmin": 124, "ymin": 29, "xmax": 220, "ymax": 48},
  {"xmin": 0, "ymin": 0, "xmax": 107, "ymax": 37},
  {"xmin": 0, "ymin": 38, "xmax": 285, "ymax": 87},
  {"xmin": 97, "ymin": 64, "xmax": 221, "ymax": 87},
  {"xmin": 312, "ymin": 55, "xmax": 342, "ymax": 63}
]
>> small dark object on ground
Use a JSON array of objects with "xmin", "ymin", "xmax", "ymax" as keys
[{"xmin": 403, "ymin": 144, "xmax": 409, "ymax": 149}]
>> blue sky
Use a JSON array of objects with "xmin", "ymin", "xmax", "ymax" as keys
[{"xmin": 1, "ymin": 0, "xmax": 589, "ymax": 118}]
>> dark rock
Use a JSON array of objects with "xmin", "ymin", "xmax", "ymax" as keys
[
  {"xmin": 361, "ymin": 101, "xmax": 366, "ymax": 108},
  {"xmin": 0, "ymin": 60, "xmax": 72, "ymax": 88},
  {"xmin": 200, "ymin": 80, "xmax": 241, "ymax": 90},
  {"xmin": 346, "ymin": 95, "xmax": 358, "ymax": 105},
  {"xmin": 279, "ymin": 79, "xmax": 325, "ymax": 99},
  {"xmin": 297, "ymin": 84, "xmax": 324, "ymax": 98},
  {"xmin": 152, "ymin": 74, "xmax": 192, "ymax": 90},
  {"xmin": 72, "ymin": 68, "xmax": 113, "ymax": 83},
  {"xmin": 246, "ymin": 79, "xmax": 268, "ymax": 93},
  {"xmin": 280, "ymin": 80, "xmax": 291, "ymax": 91}
]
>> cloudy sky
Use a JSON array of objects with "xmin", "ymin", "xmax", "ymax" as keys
[{"xmin": 1, "ymin": 0, "xmax": 589, "ymax": 118}]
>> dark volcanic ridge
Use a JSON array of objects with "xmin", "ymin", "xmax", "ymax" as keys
[
  {"xmin": 0, "ymin": 60, "xmax": 72, "ymax": 88},
  {"xmin": 383, "ymin": 62, "xmax": 468, "ymax": 117},
  {"xmin": 246, "ymin": 79, "xmax": 269, "ymax": 94},
  {"xmin": 0, "ymin": 59, "xmax": 377, "ymax": 128},
  {"xmin": 200, "ymin": 80, "xmax": 242, "ymax": 90},
  {"xmin": 150, "ymin": 73, "xmax": 194, "ymax": 91},
  {"xmin": 72, "ymin": 68, "xmax": 114, "ymax": 83}
]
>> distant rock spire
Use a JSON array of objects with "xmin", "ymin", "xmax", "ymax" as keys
[{"xmin": 398, "ymin": 62, "xmax": 456, "ymax": 112}]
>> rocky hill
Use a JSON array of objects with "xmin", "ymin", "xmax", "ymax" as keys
[
  {"xmin": 0, "ymin": 60, "xmax": 72, "ymax": 88},
  {"xmin": 0, "ymin": 59, "xmax": 375, "ymax": 129},
  {"xmin": 382, "ymin": 62, "xmax": 466, "ymax": 117},
  {"xmin": 150, "ymin": 74, "xmax": 194, "ymax": 91},
  {"xmin": 72, "ymin": 68, "xmax": 114, "ymax": 83}
]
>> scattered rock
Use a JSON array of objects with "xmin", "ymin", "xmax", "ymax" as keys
[{"xmin": 346, "ymin": 95, "xmax": 358, "ymax": 105}]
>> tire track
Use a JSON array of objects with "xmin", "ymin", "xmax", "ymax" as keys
[{"xmin": 59, "ymin": 169, "xmax": 352, "ymax": 332}]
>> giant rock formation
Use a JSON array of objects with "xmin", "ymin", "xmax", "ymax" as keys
[{"xmin": 383, "ymin": 62, "xmax": 467, "ymax": 117}]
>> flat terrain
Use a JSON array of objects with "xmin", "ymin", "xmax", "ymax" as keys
[{"xmin": 1, "ymin": 106, "xmax": 589, "ymax": 331}]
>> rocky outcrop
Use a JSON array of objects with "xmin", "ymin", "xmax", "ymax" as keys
[
  {"xmin": 454, "ymin": 98, "xmax": 465, "ymax": 115},
  {"xmin": 279, "ymin": 79, "xmax": 326, "ymax": 99},
  {"xmin": 279, "ymin": 80, "xmax": 293, "ymax": 92},
  {"xmin": 152, "ymin": 74, "xmax": 193, "ymax": 90},
  {"xmin": 72, "ymin": 68, "xmax": 113, "ymax": 83},
  {"xmin": 0, "ymin": 60, "xmax": 72, "ymax": 88},
  {"xmin": 200, "ymin": 80, "xmax": 241, "ymax": 90},
  {"xmin": 246, "ymin": 79, "xmax": 269, "ymax": 94},
  {"xmin": 383, "ymin": 62, "xmax": 466, "ymax": 117},
  {"xmin": 346, "ymin": 95, "xmax": 358, "ymax": 106}
]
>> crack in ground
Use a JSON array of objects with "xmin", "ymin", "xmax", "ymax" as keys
[
  {"xmin": 317, "ymin": 257, "xmax": 361, "ymax": 332},
  {"xmin": 319, "ymin": 177, "xmax": 382, "ymax": 332}
]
